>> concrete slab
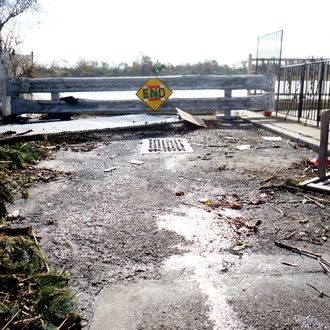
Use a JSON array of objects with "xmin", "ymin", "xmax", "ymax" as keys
[
  {"xmin": 90, "ymin": 278, "xmax": 213, "ymax": 330},
  {"xmin": 0, "ymin": 114, "xmax": 180, "ymax": 137}
]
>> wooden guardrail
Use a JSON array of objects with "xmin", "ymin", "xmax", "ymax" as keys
[{"xmin": 1, "ymin": 61, "xmax": 275, "ymax": 117}]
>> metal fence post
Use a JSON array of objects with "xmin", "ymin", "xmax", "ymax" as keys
[
  {"xmin": 0, "ymin": 53, "xmax": 11, "ymax": 117},
  {"xmin": 275, "ymin": 67, "xmax": 282, "ymax": 115},
  {"xmin": 317, "ymin": 62, "xmax": 325, "ymax": 126},
  {"xmin": 297, "ymin": 64, "xmax": 305, "ymax": 122},
  {"xmin": 318, "ymin": 109, "xmax": 330, "ymax": 179}
]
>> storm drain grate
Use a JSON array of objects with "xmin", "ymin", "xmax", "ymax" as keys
[{"xmin": 141, "ymin": 138, "xmax": 193, "ymax": 154}]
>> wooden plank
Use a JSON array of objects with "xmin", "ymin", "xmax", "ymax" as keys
[
  {"xmin": 7, "ymin": 74, "xmax": 275, "ymax": 95},
  {"xmin": 299, "ymin": 175, "xmax": 330, "ymax": 194},
  {"xmin": 298, "ymin": 174, "xmax": 330, "ymax": 186},
  {"xmin": 306, "ymin": 182, "xmax": 330, "ymax": 193},
  {"xmin": 11, "ymin": 94, "xmax": 272, "ymax": 115}
]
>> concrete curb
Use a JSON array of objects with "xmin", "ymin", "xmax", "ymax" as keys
[
  {"xmin": 242, "ymin": 117, "xmax": 320, "ymax": 152},
  {"xmin": 239, "ymin": 112, "xmax": 329, "ymax": 155}
]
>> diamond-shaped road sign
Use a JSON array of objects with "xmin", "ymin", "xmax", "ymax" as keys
[{"xmin": 136, "ymin": 78, "xmax": 173, "ymax": 111}]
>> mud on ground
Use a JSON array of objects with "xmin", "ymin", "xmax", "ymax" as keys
[{"xmin": 8, "ymin": 119, "xmax": 330, "ymax": 329}]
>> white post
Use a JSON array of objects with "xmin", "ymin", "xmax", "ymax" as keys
[
  {"xmin": 0, "ymin": 53, "xmax": 11, "ymax": 117},
  {"xmin": 247, "ymin": 54, "xmax": 253, "ymax": 75},
  {"xmin": 247, "ymin": 54, "xmax": 253, "ymax": 96}
]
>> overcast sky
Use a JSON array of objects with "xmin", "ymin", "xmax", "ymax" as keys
[{"xmin": 17, "ymin": 0, "xmax": 330, "ymax": 66}]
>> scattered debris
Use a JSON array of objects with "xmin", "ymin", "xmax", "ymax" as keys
[
  {"xmin": 0, "ymin": 226, "xmax": 33, "ymax": 236},
  {"xmin": 67, "ymin": 143, "xmax": 98, "ymax": 152},
  {"xmin": 7, "ymin": 210, "xmax": 20, "ymax": 220},
  {"xmin": 302, "ymin": 195, "xmax": 325, "ymax": 208},
  {"xmin": 249, "ymin": 198, "xmax": 262, "ymax": 205},
  {"xmin": 273, "ymin": 207, "xmax": 284, "ymax": 216},
  {"xmin": 307, "ymin": 157, "xmax": 330, "ymax": 169},
  {"xmin": 176, "ymin": 108, "xmax": 208, "ymax": 128},
  {"xmin": 233, "ymin": 242, "xmax": 251, "ymax": 251},
  {"xmin": 262, "ymin": 136, "xmax": 282, "ymax": 141},
  {"xmin": 226, "ymin": 214, "xmax": 261, "ymax": 233},
  {"xmin": 284, "ymin": 177, "xmax": 299, "ymax": 187},
  {"xmin": 306, "ymin": 282, "xmax": 330, "ymax": 298},
  {"xmin": 255, "ymin": 145, "xmax": 281, "ymax": 149},
  {"xmin": 198, "ymin": 197, "xmax": 213, "ymax": 205},
  {"xmin": 15, "ymin": 129, "xmax": 33, "ymax": 136},
  {"xmin": 274, "ymin": 241, "xmax": 330, "ymax": 274},
  {"xmin": 236, "ymin": 145, "xmax": 251, "ymax": 150},
  {"xmin": 0, "ymin": 130, "xmax": 16, "ymax": 138},
  {"xmin": 207, "ymin": 144, "xmax": 227, "ymax": 148},
  {"xmin": 44, "ymin": 218, "xmax": 54, "ymax": 225},
  {"xmin": 201, "ymin": 153, "xmax": 212, "ymax": 160},
  {"xmin": 260, "ymin": 174, "xmax": 277, "ymax": 184},
  {"xmin": 218, "ymin": 194, "xmax": 242, "ymax": 209},
  {"xmin": 282, "ymin": 261, "xmax": 298, "ymax": 267},
  {"xmin": 224, "ymin": 136, "xmax": 237, "ymax": 142},
  {"xmin": 129, "ymin": 160, "xmax": 145, "ymax": 165},
  {"xmin": 288, "ymin": 141, "xmax": 298, "ymax": 149},
  {"xmin": 217, "ymin": 164, "xmax": 232, "ymax": 171},
  {"xmin": 104, "ymin": 167, "xmax": 117, "ymax": 173}
]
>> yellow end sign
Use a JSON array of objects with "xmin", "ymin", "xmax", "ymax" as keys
[{"xmin": 136, "ymin": 78, "xmax": 172, "ymax": 111}]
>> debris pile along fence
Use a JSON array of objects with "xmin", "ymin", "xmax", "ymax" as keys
[
  {"xmin": 276, "ymin": 60, "xmax": 330, "ymax": 126},
  {"xmin": 0, "ymin": 55, "xmax": 275, "ymax": 117}
]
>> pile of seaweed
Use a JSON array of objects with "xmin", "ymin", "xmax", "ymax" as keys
[
  {"xmin": 0, "ymin": 142, "xmax": 48, "ymax": 219},
  {"xmin": 0, "ymin": 235, "xmax": 82, "ymax": 329},
  {"xmin": 0, "ymin": 142, "xmax": 81, "ymax": 329}
]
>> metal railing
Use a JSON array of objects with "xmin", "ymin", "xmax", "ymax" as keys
[{"xmin": 276, "ymin": 60, "xmax": 330, "ymax": 126}]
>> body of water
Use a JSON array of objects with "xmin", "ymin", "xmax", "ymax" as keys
[{"xmin": 33, "ymin": 89, "xmax": 248, "ymax": 101}]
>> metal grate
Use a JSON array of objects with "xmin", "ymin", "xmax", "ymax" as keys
[{"xmin": 141, "ymin": 138, "xmax": 193, "ymax": 154}]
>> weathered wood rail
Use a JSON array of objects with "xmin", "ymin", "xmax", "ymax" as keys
[{"xmin": 1, "ymin": 69, "xmax": 275, "ymax": 117}]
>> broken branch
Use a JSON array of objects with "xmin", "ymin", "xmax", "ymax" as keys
[
  {"xmin": 1, "ymin": 309, "xmax": 21, "ymax": 330},
  {"xmin": 302, "ymin": 195, "xmax": 325, "ymax": 208},
  {"xmin": 306, "ymin": 282, "xmax": 330, "ymax": 298},
  {"xmin": 275, "ymin": 241, "xmax": 330, "ymax": 272},
  {"xmin": 281, "ymin": 261, "xmax": 298, "ymax": 267}
]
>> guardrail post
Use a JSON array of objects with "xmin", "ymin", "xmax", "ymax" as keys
[
  {"xmin": 224, "ymin": 89, "xmax": 232, "ymax": 117},
  {"xmin": 318, "ymin": 109, "xmax": 330, "ymax": 179},
  {"xmin": 0, "ymin": 53, "xmax": 11, "ymax": 117},
  {"xmin": 51, "ymin": 92, "xmax": 60, "ymax": 101}
]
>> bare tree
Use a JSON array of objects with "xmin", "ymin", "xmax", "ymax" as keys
[{"xmin": 0, "ymin": 0, "xmax": 38, "ymax": 51}]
